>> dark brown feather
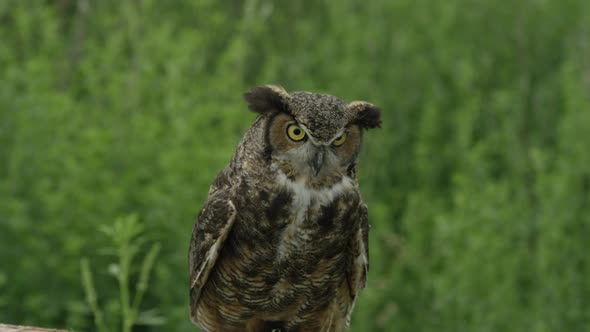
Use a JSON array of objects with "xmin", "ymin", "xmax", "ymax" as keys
[
  {"xmin": 349, "ymin": 101, "xmax": 382, "ymax": 129},
  {"xmin": 244, "ymin": 85, "xmax": 290, "ymax": 114}
]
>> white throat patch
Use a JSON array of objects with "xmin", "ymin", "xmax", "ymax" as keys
[
  {"xmin": 274, "ymin": 171, "xmax": 354, "ymax": 258},
  {"xmin": 276, "ymin": 172, "xmax": 354, "ymax": 210}
]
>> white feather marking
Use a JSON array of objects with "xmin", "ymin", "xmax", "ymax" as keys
[
  {"xmin": 191, "ymin": 200, "xmax": 236, "ymax": 289},
  {"xmin": 355, "ymin": 227, "xmax": 368, "ymax": 287},
  {"xmin": 275, "ymin": 173, "xmax": 354, "ymax": 258},
  {"xmin": 276, "ymin": 172, "xmax": 354, "ymax": 208}
]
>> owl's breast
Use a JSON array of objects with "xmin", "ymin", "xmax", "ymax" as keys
[
  {"xmin": 198, "ymin": 176, "xmax": 363, "ymax": 329},
  {"xmin": 224, "ymin": 176, "xmax": 360, "ymax": 305}
]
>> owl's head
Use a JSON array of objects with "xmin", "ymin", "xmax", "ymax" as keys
[{"xmin": 244, "ymin": 85, "xmax": 381, "ymax": 187}]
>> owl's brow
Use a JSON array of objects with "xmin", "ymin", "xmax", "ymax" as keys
[
  {"xmin": 296, "ymin": 122, "xmax": 321, "ymax": 144},
  {"xmin": 329, "ymin": 127, "xmax": 348, "ymax": 142},
  {"xmin": 294, "ymin": 119, "xmax": 310, "ymax": 128},
  {"xmin": 297, "ymin": 122, "xmax": 347, "ymax": 146},
  {"xmin": 322, "ymin": 129, "xmax": 349, "ymax": 147}
]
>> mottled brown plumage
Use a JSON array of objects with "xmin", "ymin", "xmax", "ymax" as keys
[{"xmin": 189, "ymin": 85, "xmax": 381, "ymax": 332}]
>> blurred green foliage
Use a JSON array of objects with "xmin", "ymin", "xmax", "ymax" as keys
[
  {"xmin": 1, "ymin": 0, "xmax": 589, "ymax": 331},
  {"xmin": 80, "ymin": 214, "xmax": 162, "ymax": 332}
]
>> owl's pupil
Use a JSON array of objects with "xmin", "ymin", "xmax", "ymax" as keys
[{"xmin": 293, "ymin": 129, "xmax": 301, "ymax": 135}]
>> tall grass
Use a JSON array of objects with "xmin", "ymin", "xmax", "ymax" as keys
[{"xmin": 80, "ymin": 215, "xmax": 162, "ymax": 332}]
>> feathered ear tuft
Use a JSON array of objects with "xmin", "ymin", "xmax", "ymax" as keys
[
  {"xmin": 243, "ymin": 85, "xmax": 290, "ymax": 114},
  {"xmin": 349, "ymin": 101, "xmax": 382, "ymax": 129}
]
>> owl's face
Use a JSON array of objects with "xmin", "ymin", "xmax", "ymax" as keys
[
  {"xmin": 245, "ymin": 86, "xmax": 381, "ymax": 187},
  {"xmin": 266, "ymin": 112, "xmax": 362, "ymax": 183}
]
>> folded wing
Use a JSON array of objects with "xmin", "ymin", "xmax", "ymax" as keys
[{"xmin": 188, "ymin": 190, "xmax": 237, "ymax": 321}]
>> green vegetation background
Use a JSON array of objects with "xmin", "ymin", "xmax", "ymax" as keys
[{"xmin": 1, "ymin": 0, "xmax": 590, "ymax": 331}]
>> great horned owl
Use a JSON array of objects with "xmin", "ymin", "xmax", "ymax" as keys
[{"xmin": 188, "ymin": 85, "xmax": 381, "ymax": 332}]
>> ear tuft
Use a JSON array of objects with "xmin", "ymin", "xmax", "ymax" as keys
[
  {"xmin": 244, "ymin": 85, "xmax": 290, "ymax": 114},
  {"xmin": 349, "ymin": 101, "xmax": 382, "ymax": 129}
]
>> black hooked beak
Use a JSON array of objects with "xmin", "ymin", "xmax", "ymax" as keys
[{"xmin": 309, "ymin": 146, "xmax": 325, "ymax": 176}]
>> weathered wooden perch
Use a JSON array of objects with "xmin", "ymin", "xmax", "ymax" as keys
[{"xmin": 0, "ymin": 324, "xmax": 68, "ymax": 332}]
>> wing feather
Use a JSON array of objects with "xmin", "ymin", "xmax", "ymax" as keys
[
  {"xmin": 188, "ymin": 190, "xmax": 236, "ymax": 319},
  {"xmin": 345, "ymin": 203, "xmax": 370, "ymax": 322}
]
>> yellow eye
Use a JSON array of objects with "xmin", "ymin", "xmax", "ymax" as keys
[
  {"xmin": 332, "ymin": 132, "xmax": 347, "ymax": 146},
  {"xmin": 286, "ymin": 124, "xmax": 306, "ymax": 141}
]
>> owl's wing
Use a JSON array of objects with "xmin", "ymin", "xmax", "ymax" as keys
[
  {"xmin": 188, "ymin": 189, "xmax": 237, "ymax": 314},
  {"xmin": 345, "ymin": 203, "xmax": 370, "ymax": 318}
]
